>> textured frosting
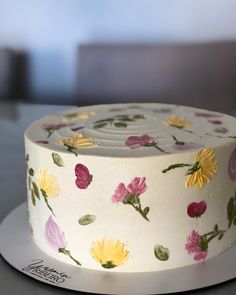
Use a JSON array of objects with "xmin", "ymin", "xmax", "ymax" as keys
[{"xmin": 25, "ymin": 103, "xmax": 236, "ymax": 272}]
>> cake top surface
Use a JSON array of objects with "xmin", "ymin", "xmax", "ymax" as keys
[{"xmin": 25, "ymin": 103, "xmax": 236, "ymax": 157}]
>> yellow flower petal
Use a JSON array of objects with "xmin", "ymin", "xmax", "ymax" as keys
[
  {"xmin": 36, "ymin": 169, "xmax": 60, "ymax": 197},
  {"xmin": 58, "ymin": 133, "xmax": 95, "ymax": 149},
  {"xmin": 185, "ymin": 148, "xmax": 217, "ymax": 189},
  {"xmin": 90, "ymin": 238, "xmax": 129, "ymax": 268},
  {"xmin": 164, "ymin": 115, "xmax": 192, "ymax": 128}
]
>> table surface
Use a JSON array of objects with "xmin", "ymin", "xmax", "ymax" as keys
[{"xmin": 0, "ymin": 103, "xmax": 235, "ymax": 295}]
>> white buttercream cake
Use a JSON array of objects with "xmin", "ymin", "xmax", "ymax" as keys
[{"xmin": 24, "ymin": 103, "xmax": 236, "ymax": 272}]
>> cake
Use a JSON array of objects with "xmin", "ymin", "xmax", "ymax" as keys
[{"xmin": 24, "ymin": 103, "xmax": 236, "ymax": 272}]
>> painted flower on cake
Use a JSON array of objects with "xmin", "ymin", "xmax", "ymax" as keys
[
  {"xmin": 228, "ymin": 148, "xmax": 236, "ymax": 181},
  {"xmin": 185, "ymin": 225, "xmax": 225, "ymax": 261},
  {"xmin": 164, "ymin": 115, "xmax": 192, "ymax": 129},
  {"xmin": 125, "ymin": 134, "xmax": 168, "ymax": 154},
  {"xmin": 112, "ymin": 177, "xmax": 149, "ymax": 221},
  {"xmin": 187, "ymin": 201, "xmax": 207, "ymax": 218},
  {"xmin": 171, "ymin": 135, "xmax": 203, "ymax": 151},
  {"xmin": 58, "ymin": 133, "xmax": 95, "ymax": 156},
  {"xmin": 36, "ymin": 169, "xmax": 60, "ymax": 215},
  {"xmin": 62, "ymin": 110, "xmax": 96, "ymax": 121},
  {"xmin": 75, "ymin": 164, "xmax": 93, "ymax": 189},
  {"xmin": 162, "ymin": 148, "xmax": 217, "ymax": 190},
  {"xmin": 45, "ymin": 216, "xmax": 81, "ymax": 266},
  {"xmin": 37, "ymin": 169, "xmax": 60, "ymax": 197},
  {"xmin": 41, "ymin": 123, "xmax": 72, "ymax": 137},
  {"xmin": 90, "ymin": 238, "xmax": 129, "ymax": 269}
]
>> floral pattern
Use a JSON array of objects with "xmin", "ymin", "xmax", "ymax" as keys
[
  {"xmin": 93, "ymin": 114, "xmax": 145, "ymax": 129},
  {"xmin": 75, "ymin": 164, "xmax": 93, "ymax": 189},
  {"xmin": 187, "ymin": 201, "xmax": 207, "ymax": 218},
  {"xmin": 42, "ymin": 123, "xmax": 72, "ymax": 137},
  {"xmin": 45, "ymin": 216, "xmax": 81, "ymax": 266},
  {"xmin": 58, "ymin": 133, "xmax": 95, "ymax": 156},
  {"xmin": 228, "ymin": 148, "xmax": 236, "ymax": 181},
  {"xmin": 90, "ymin": 238, "xmax": 129, "ymax": 269},
  {"xmin": 62, "ymin": 111, "xmax": 95, "ymax": 121},
  {"xmin": 162, "ymin": 148, "xmax": 217, "ymax": 190},
  {"xmin": 171, "ymin": 135, "xmax": 203, "ymax": 151},
  {"xmin": 112, "ymin": 177, "xmax": 149, "ymax": 221},
  {"xmin": 185, "ymin": 225, "xmax": 225, "ymax": 261},
  {"xmin": 125, "ymin": 135, "xmax": 168, "ymax": 154},
  {"xmin": 164, "ymin": 115, "xmax": 192, "ymax": 129},
  {"xmin": 36, "ymin": 169, "xmax": 60, "ymax": 215},
  {"xmin": 227, "ymin": 191, "xmax": 236, "ymax": 228}
]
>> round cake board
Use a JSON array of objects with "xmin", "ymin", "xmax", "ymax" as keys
[{"xmin": 0, "ymin": 203, "xmax": 235, "ymax": 295}]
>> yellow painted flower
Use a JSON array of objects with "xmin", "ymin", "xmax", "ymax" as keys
[
  {"xmin": 58, "ymin": 133, "xmax": 95, "ymax": 149},
  {"xmin": 63, "ymin": 111, "xmax": 96, "ymax": 121},
  {"xmin": 164, "ymin": 115, "xmax": 192, "ymax": 128},
  {"xmin": 36, "ymin": 169, "xmax": 60, "ymax": 197},
  {"xmin": 186, "ymin": 148, "xmax": 217, "ymax": 189},
  {"xmin": 90, "ymin": 238, "xmax": 129, "ymax": 269}
]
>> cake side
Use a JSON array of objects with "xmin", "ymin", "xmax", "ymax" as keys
[{"xmin": 25, "ymin": 103, "xmax": 236, "ymax": 272}]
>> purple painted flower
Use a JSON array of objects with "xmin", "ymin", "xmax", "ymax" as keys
[
  {"xmin": 185, "ymin": 230, "xmax": 208, "ymax": 261},
  {"xmin": 228, "ymin": 148, "xmax": 236, "ymax": 181},
  {"xmin": 173, "ymin": 142, "xmax": 203, "ymax": 151},
  {"xmin": 125, "ymin": 135, "xmax": 154, "ymax": 149},
  {"xmin": 127, "ymin": 177, "xmax": 147, "ymax": 196},
  {"xmin": 36, "ymin": 140, "xmax": 49, "ymax": 144},
  {"xmin": 208, "ymin": 119, "xmax": 222, "ymax": 125},
  {"xmin": 75, "ymin": 164, "xmax": 93, "ymax": 189},
  {"xmin": 187, "ymin": 201, "xmax": 207, "ymax": 218},
  {"xmin": 195, "ymin": 112, "xmax": 222, "ymax": 118},
  {"xmin": 45, "ymin": 216, "xmax": 67, "ymax": 250},
  {"xmin": 112, "ymin": 183, "xmax": 129, "ymax": 203}
]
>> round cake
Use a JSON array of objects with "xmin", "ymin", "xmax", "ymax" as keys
[{"xmin": 24, "ymin": 103, "xmax": 236, "ymax": 272}]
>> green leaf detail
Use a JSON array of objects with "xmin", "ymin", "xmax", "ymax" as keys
[
  {"xmin": 154, "ymin": 245, "xmax": 170, "ymax": 261},
  {"xmin": 25, "ymin": 154, "xmax": 29, "ymax": 162},
  {"xmin": 52, "ymin": 153, "xmax": 65, "ymax": 167},
  {"xmin": 78, "ymin": 214, "xmax": 96, "ymax": 225},
  {"xmin": 29, "ymin": 168, "xmax": 34, "ymax": 176},
  {"xmin": 31, "ymin": 191, "xmax": 36, "ymax": 206},
  {"xmin": 114, "ymin": 122, "xmax": 127, "ymax": 128},
  {"xmin": 32, "ymin": 182, "xmax": 40, "ymax": 199},
  {"xmin": 214, "ymin": 224, "xmax": 218, "ymax": 232},
  {"xmin": 95, "ymin": 118, "xmax": 113, "ymax": 123},
  {"xmin": 93, "ymin": 123, "xmax": 107, "ymax": 129},
  {"xmin": 143, "ymin": 207, "xmax": 150, "ymax": 216},
  {"xmin": 227, "ymin": 196, "xmax": 236, "ymax": 228}
]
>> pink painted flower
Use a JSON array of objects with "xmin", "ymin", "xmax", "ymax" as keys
[
  {"xmin": 173, "ymin": 142, "xmax": 203, "ymax": 151},
  {"xmin": 185, "ymin": 230, "xmax": 208, "ymax": 261},
  {"xmin": 195, "ymin": 112, "xmax": 221, "ymax": 118},
  {"xmin": 42, "ymin": 123, "xmax": 70, "ymax": 130},
  {"xmin": 228, "ymin": 148, "xmax": 236, "ymax": 181},
  {"xmin": 125, "ymin": 135, "xmax": 154, "ymax": 149},
  {"xmin": 208, "ymin": 119, "xmax": 222, "ymax": 125},
  {"xmin": 187, "ymin": 201, "xmax": 207, "ymax": 218},
  {"xmin": 75, "ymin": 164, "xmax": 93, "ymax": 189},
  {"xmin": 45, "ymin": 216, "xmax": 67, "ymax": 250},
  {"xmin": 127, "ymin": 177, "xmax": 147, "ymax": 196},
  {"xmin": 36, "ymin": 140, "xmax": 49, "ymax": 144},
  {"xmin": 112, "ymin": 183, "xmax": 129, "ymax": 203}
]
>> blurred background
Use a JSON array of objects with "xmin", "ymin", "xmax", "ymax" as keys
[{"xmin": 0, "ymin": 0, "xmax": 236, "ymax": 113}]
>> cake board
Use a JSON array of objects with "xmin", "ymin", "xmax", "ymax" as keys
[{"xmin": 0, "ymin": 202, "xmax": 235, "ymax": 295}]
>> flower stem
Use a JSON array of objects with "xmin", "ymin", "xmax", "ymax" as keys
[
  {"xmin": 129, "ymin": 202, "xmax": 150, "ymax": 221},
  {"xmin": 65, "ymin": 144, "xmax": 78, "ymax": 156},
  {"xmin": 59, "ymin": 248, "xmax": 81, "ymax": 266},
  {"xmin": 172, "ymin": 135, "xmax": 185, "ymax": 145},
  {"xmin": 43, "ymin": 195, "xmax": 56, "ymax": 216},
  {"xmin": 153, "ymin": 144, "xmax": 169, "ymax": 154},
  {"xmin": 162, "ymin": 163, "xmax": 192, "ymax": 173}
]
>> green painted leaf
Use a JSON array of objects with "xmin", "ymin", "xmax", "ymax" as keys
[
  {"xmin": 93, "ymin": 123, "xmax": 107, "ymax": 129},
  {"xmin": 154, "ymin": 244, "xmax": 170, "ymax": 261},
  {"xmin": 32, "ymin": 182, "xmax": 40, "ymax": 199},
  {"xmin": 25, "ymin": 154, "xmax": 29, "ymax": 162},
  {"xmin": 28, "ymin": 176, "xmax": 31, "ymax": 190},
  {"xmin": 227, "ymin": 197, "xmax": 235, "ymax": 228},
  {"xmin": 132, "ymin": 114, "xmax": 145, "ymax": 119},
  {"xmin": 52, "ymin": 152, "xmax": 65, "ymax": 167},
  {"xmin": 214, "ymin": 224, "xmax": 218, "ymax": 232},
  {"xmin": 95, "ymin": 118, "xmax": 113, "ymax": 123},
  {"xmin": 218, "ymin": 233, "xmax": 224, "ymax": 240},
  {"xmin": 79, "ymin": 214, "xmax": 96, "ymax": 225},
  {"xmin": 29, "ymin": 168, "xmax": 34, "ymax": 176},
  {"xmin": 114, "ymin": 122, "xmax": 127, "ymax": 128},
  {"xmin": 31, "ymin": 191, "xmax": 36, "ymax": 206},
  {"xmin": 143, "ymin": 207, "xmax": 150, "ymax": 216}
]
